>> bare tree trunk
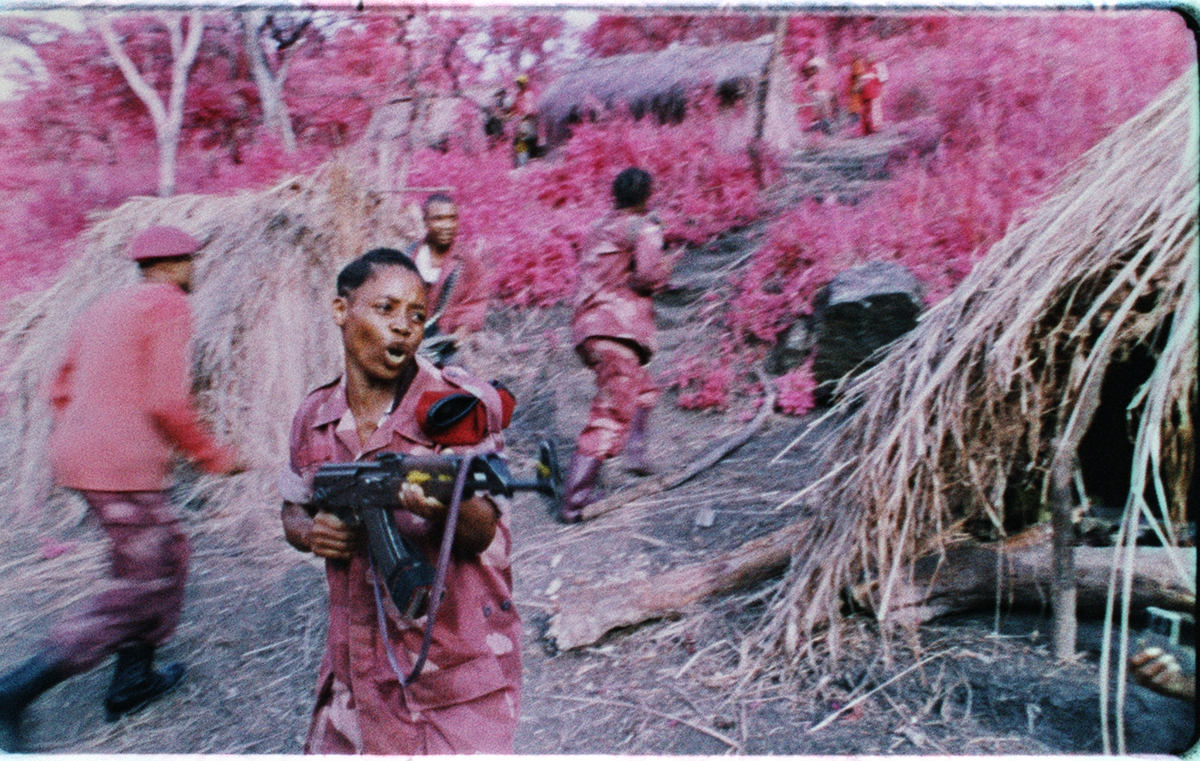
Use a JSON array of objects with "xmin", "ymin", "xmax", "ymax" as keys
[
  {"xmin": 547, "ymin": 520, "xmax": 810, "ymax": 651},
  {"xmin": 97, "ymin": 12, "xmax": 204, "ymax": 197},
  {"xmin": 240, "ymin": 10, "xmax": 297, "ymax": 152},
  {"xmin": 747, "ymin": 15, "xmax": 786, "ymax": 188}
]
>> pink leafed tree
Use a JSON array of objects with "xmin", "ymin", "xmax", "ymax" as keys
[
  {"xmin": 0, "ymin": 10, "xmax": 1193, "ymax": 389},
  {"xmin": 95, "ymin": 12, "xmax": 205, "ymax": 198}
]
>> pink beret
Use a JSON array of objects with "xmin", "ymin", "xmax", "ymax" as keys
[{"xmin": 127, "ymin": 226, "xmax": 201, "ymax": 262}]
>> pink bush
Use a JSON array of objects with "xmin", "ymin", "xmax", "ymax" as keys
[
  {"xmin": 775, "ymin": 363, "xmax": 817, "ymax": 416},
  {"xmin": 406, "ymin": 102, "xmax": 770, "ymax": 308},
  {"xmin": 672, "ymin": 361, "xmax": 736, "ymax": 412},
  {"xmin": 729, "ymin": 11, "xmax": 1193, "ymax": 347}
]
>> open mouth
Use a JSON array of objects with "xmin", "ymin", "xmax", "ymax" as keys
[{"xmin": 385, "ymin": 345, "xmax": 409, "ymax": 362}]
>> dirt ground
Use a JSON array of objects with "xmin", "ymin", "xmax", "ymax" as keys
[
  {"xmin": 0, "ymin": 134, "xmax": 1195, "ymax": 755},
  {"xmin": 1, "ymin": 296, "xmax": 1194, "ymax": 756}
]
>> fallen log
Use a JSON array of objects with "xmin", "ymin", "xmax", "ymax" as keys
[
  {"xmin": 547, "ymin": 519, "xmax": 810, "ymax": 651},
  {"xmin": 580, "ymin": 373, "xmax": 777, "ymax": 521},
  {"xmin": 875, "ymin": 525, "xmax": 1197, "ymax": 627},
  {"xmin": 548, "ymin": 521, "xmax": 1196, "ymax": 651}
]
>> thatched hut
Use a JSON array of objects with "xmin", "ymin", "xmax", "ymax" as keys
[
  {"xmin": 0, "ymin": 163, "xmax": 422, "ymax": 529},
  {"xmin": 755, "ymin": 67, "xmax": 1197, "ymax": 661},
  {"xmin": 537, "ymin": 36, "xmax": 803, "ymax": 151}
]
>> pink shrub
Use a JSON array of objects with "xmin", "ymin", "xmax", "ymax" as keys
[
  {"xmin": 406, "ymin": 103, "xmax": 770, "ymax": 309},
  {"xmin": 674, "ymin": 363, "xmax": 736, "ymax": 412},
  {"xmin": 775, "ymin": 363, "xmax": 817, "ymax": 416},
  {"xmin": 731, "ymin": 10, "xmax": 1193, "ymax": 346}
]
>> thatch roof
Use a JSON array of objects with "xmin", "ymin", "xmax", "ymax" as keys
[
  {"xmin": 754, "ymin": 68, "xmax": 1197, "ymax": 663},
  {"xmin": 0, "ymin": 162, "xmax": 422, "ymax": 529},
  {"xmin": 539, "ymin": 36, "xmax": 775, "ymax": 127}
]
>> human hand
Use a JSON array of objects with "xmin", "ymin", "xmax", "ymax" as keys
[
  {"xmin": 309, "ymin": 511, "xmax": 357, "ymax": 561},
  {"xmin": 397, "ymin": 481, "xmax": 446, "ymax": 521},
  {"xmin": 1131, "ymin": 647, "xmax": 1195, "ymax": 702}
]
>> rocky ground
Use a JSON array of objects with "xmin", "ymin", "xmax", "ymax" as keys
[{"xmin": 0, "ymin": 129, "xmax": 1194, "ymax": 756}]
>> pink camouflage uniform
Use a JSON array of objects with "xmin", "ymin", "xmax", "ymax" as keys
[
  {"xmin": 409, "ymin": 242, "xmax": 489, "ymax": 336},
  {"xmin": 283, "ymin": 356, "xmax": 521, "ymax": 755},
  {"xmin": 43, "ymin": 282, "xmax": 234, "ymax": 674},
  {"xmin": 571, "ymin": 210, "xmax": 671, "ymax": 459}
]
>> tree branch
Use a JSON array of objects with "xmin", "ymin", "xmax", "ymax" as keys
[
  {"xmin": 95, "ymin": 16, "xmax": 168, "ymax": 131},
  {"xmin": 167, "ymin": 11, "xmax": 203, "ymax": 126}
]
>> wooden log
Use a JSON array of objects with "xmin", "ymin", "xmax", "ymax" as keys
[
  {"xmin": 878, "ymin": 525, "xmax": 1196, "ymax": 627},
  {"xmin": 548, "ymin": 521, "xmax": 1195, "ymax": 652},
  {"xmin": 547, "ymin": 520, "xmax": 810, "ymax": 651}
]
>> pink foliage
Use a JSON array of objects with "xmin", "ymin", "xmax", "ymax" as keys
[
  {"xmin": 583, "ymin": 13, "xmax": 774, "ymax": 58},
  {"xmin": 729, "ymin": 11, "xmax": 1193, "ymax": 346},
  {"xmin": 406, "ymin": 103, "xmax": 768, "ymax": 308},
  {"xmin": 774, "ymin": 363, "xmax": 817, "ymax": 416},
  {"xmin": 670, "ymin": 354, "xmax": 737, "ymax": 412},
  {"xmin": 0, "ymin": 8, "xmax": 1194, "ymax": 411}
]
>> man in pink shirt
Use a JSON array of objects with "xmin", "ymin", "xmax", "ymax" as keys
[
  {"xmin": 560, "ymin": 167, "xmax": 677, "ymax": 522},
  {"xmin": 406, "ymin": 195, "xmax": 489, "ymax": 364},
  {"xmin": 279, "ymin": 248, "xmax": 520, "ymax": 754},
  {"xmin": 0, "ymin": 226, "xmax": 240, "ymax": 752}
]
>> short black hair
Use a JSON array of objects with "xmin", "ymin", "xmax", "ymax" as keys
[
  {"xmin": 613, "ymin": 167, "xmax": 652, "ymax": 209},
  {"xmin": 336, "ymin": 248, "xmax": 420, "ymax": 298},
  {"xmin": 422, "ymin": 193, "xmax": 456, "ymax": 215}
]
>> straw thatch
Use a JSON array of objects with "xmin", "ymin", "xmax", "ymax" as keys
[
  {"xmin": 754, "ymin": 68, "xmax": 1197, "ymax": 665},
  {"xmin": 537, "ymin": 36, "xmax": 802, "ymax": 151},
  {"xmin": 0, "ymin": 161, "xmax": 423, "ymax": 530}
]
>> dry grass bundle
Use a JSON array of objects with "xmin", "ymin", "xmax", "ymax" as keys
[
  {"xmin": 0, "ymin": 160, "xmax": 422, "ymax": 533},
  {"xmin": 753, "ymin": 69, "xmax": 1197, "ymax": 667}
]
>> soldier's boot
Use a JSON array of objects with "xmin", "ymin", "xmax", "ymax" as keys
[
  {"xmin": 558, "ymin": 454, "xmax": 602, "ymax": 524},
  {"xmin": 624, "ymin": 408, "xmax": 655, "ymax": 476},
  {"xmin": 104, "ymin": 643, "xmax": 185, "ymax": 722},
  {"xmin": 0, "ymin": 652, "xmax": 68, "ymax": 752}
]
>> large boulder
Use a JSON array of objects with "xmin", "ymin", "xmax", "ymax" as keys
[{"xmin": 804, "ymin": 261, "xmax": 923, "ymax": 401}]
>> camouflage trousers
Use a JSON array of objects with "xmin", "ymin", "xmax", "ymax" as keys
[
  {"xmin": 46, "ymin": 490, "xmax": 190, "ymax": 675},
  {"xmin": 576, "ymin": 338, "xmax": 658, "ymax": 460}
]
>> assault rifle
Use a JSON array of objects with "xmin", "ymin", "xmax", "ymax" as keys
[{"xmin": 310, "ymin": 442, "xmax": 561, "ymax": 620}]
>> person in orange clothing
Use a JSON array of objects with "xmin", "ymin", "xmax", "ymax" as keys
[
  {"xmin": 847, "ymin": 56, "xmax": 867, "ymax": 132},
  {"xmin": 853, "ymin": 53, "xmax": 888, "ymax": 136},
  {"xmin": 0, "ymin": 226, "xmax": 242, "ymax": 752}
]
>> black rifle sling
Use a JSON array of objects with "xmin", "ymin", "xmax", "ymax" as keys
[{"xmin": 426, "ymin": 264, "xmax": 460, "ymax": 336}]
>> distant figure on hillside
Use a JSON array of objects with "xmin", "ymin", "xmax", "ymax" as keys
[
  {"xmin": 847, "ymin": 57, "xmax": 867, "ymax": 132},
  {"xmin": 512, "ymin": 74, "xmax": 540, "ymax": 167},
  {"xmin": 851, "ymin": 53, "xmax": 889, "ymax": 136},
  {"xmin": 800, "ymin": 56, "xmax": 837, "ymax": 134},
  {"xmin": 0, "ymin": 226, "xmax": 243, "ymax": 752},
  {"xmin": 484, "ymin": 88, "xmax": 509, "ymax": 149},
  {"xmin": 559, "ymin": 168, "xmax": 679, "ymax": 523},
  {"xmin": 405, "ymin": 194, "xmax": 488, "ymax": 364}
]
